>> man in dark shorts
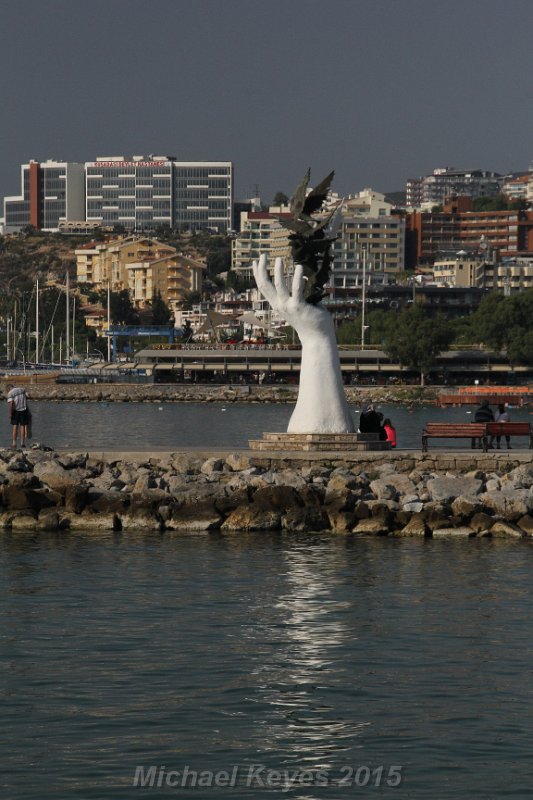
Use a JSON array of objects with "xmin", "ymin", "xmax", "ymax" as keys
[{"xmin": 6, "ymin": 384, "xmax": 30, "ymax": 449}]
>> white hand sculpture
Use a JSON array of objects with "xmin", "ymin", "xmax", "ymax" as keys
[{"xmin": 253, "ymin": 254, "xmax": 355, "ymax": 433}]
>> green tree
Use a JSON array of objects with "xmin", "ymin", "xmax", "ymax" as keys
[
  {"xmin": 336, "ymin": 309, "xmax": 395, "ymax": 346},
  {"xmin": 151, "ymin": 290, "xmax": 172, "ymax": 324},
  {"xmin": 472, "ymin": 292, "xmax": 512, "ymax": 350},
  {"xmin": 382, "ymin": 306, "xmax": 453, "ymax": 384},
  {"xmin": 180, "ymin": 319, "xmax": 194, "ymax": 343},
  {"xmin": 273, "ymin": 191, "xmax": 289, "ymax": 206},
  {"xmin": 104, "ymin": 289, "xmax": 140, "ymax": 325},
  {"xmin": 177, "ymin": 291, "xmax": 202, "ymax": 311},
  {"xmin": 472, "ymin": 194, "xmax": 525, "ymax": 212}
]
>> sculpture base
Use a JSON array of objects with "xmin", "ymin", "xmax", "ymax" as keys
[{"xmin": 248, "ymin": 432, "xmax": 390, "ymax": 452}]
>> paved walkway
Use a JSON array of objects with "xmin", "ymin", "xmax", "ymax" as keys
[{"xmin": 61, "ymin": 447, "xmax": 533, "ymax": 469}]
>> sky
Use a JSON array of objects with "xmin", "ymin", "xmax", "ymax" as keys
[{"xmin": 1, "ymin": 0, "xmax": 532, "ymax": 206}]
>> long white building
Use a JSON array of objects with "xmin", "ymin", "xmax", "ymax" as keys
[{"xmin": 3, "ymin": 156, "xmax": 233, "ymax": 233}]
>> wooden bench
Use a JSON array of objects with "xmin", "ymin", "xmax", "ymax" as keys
[
  {"xmin": 422, "ymin": 423, "xmax": 489, "ymax": 452},
  {"xmin": 486, "ymin": 422, "xmax": 533, "ymax": 448}
]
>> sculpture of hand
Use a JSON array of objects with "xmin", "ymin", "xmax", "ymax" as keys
[{"xmin": 253, "ymin": 254, "xmax": 355, "ymax": 433}]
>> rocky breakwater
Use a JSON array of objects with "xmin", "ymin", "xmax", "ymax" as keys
[
  {"xmin": 2, "ymin": 447, "xmax": 533, "ymax": 539},
  {"xmin": 1, "ymin": 381, "xmax": 439, "ymax": 406}
]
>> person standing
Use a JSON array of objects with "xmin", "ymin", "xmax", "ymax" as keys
[
  {"xmin": 6, "ymin": 384, "xmax": 30, "ymax": 449},
  {"xmin": 494, "ymin": 403, "xmax": 511, "ymax": 449},
  {"xmin": 472, "ymin": 399, "xmax": 494, "ymax": 449}
]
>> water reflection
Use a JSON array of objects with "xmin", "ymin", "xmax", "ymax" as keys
[
  {"xmin": 3, "ymin": 533, "xmax": 533, "ymax": 799},
  {"xmin": 245, "ymin": 539, "xmax": 369, "ymax": 768}
]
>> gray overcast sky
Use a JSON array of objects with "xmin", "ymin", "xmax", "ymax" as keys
[{"xmin": 1, "ymin": 0, "xmax": 532, "ymax": 205}]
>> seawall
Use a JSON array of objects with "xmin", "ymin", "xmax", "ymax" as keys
[{"xmin": 2, "ymin": 446, "xmax": 533, "ymax": 538}]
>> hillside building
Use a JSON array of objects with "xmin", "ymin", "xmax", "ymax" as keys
[
  {"xmin": 406, "ymin": 198, "xmax": 533, "ymax": 267},
  {"xmin": 231, "ymin": 208, "xmax": 292, "ymax": 278},
  {"xmin": 75, "ymin": 235, "xmax": 204, "ymax": 311},
  {"xmin": 3, "ymin": 156, "xmax": 233, "ymax": 233},
  {"xmin": 406, "ymin": 167, "xmax": 503, "ymax": 208},
  {"xmin": 433, "ymin": 254, "xmax": 533, "ymax": 293},
  {"xmin": 85, "ymin": 157, "xmax": 232, "ymax": 232},
  {"xmin": 3, "ymin": 160, "xmax": 85, "ymax": 233}
]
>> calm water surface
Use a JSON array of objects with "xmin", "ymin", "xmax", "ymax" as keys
[
  {"xmin": 3, "ymin": 401, "xmax": 533, "ymax": 450},
  {"xmin": 2, "ymin": 533, "xmax": 533, "ymax": 799}
]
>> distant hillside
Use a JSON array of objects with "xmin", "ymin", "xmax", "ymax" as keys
[{"xmin": 0, "ymin": 232, "xmax": 77, "ymax": 292}]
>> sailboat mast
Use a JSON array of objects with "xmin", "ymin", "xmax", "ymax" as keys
[
  {"xmin": 66, "ymin": 272, "xmax": 70, "ymax": 365},
  {"xmin": 107, "ymin": 281, "xmax": 111, "ymax": 362},
  {"xmin": 35, "ymin": 278, "xmax": 39, "ymax": 364}
]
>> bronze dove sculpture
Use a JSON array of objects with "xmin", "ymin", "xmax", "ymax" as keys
[{"xmin": 270, "ymin": 169, "xmax": 338, "ymax": 304}]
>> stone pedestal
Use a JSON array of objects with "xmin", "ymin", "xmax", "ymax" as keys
[{"xmin": 248, "ymin": 432, "xmax": 390, "ymax": 452}]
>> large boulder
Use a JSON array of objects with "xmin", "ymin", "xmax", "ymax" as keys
[
  {"xmin": 432, "ymin": 527, "xmax": 474, "ymax": 538},
  {"xmin": 225, "ymin": 453, "xmax": 253, "ymax": 472},
  {"xmin": 252, "ymin": 485, "xmax": 303, "ymax": 512},
  {"xmin": 33, "ymin": 460, "xmax": 87, "ymax": 493},
  {"xmin": 221, "ymin": 505, "xmax": 281, "ymax": 531},
  {"xmin": 326, "ymin": 508, "xmax": 358, "ymax": 533},
  {"xmin": 2, "ymin": 485, "xmax": 55, "ymax": 511},
  {"xmin": 427, "ymin": 477, "xmax": 483, "ymax": 502},
  {"xmin": 490, "ymin": 521, "xmax": 523, "ymax": 538},
  {"xmin": 282, "ymin": 508, "xmax": 330, "ymax": 532},
  {"xmin": 395, "ymin": 513, "xmax": 428, "ymax": 537},
  {"xmin": 480, "ymin": 490, "xmax": 530, "ymax": 520},
  {"xmin": 86, "ymin": 488, "xmax": 130, "ymax": 514},
  {"xmin": 352, "ymin": 516, "xmax": 390, "ymax": 535}
]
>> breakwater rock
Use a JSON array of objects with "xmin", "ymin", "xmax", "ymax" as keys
[
  {"xmin": 0, "ymin": 381, "xmax": 439, "ymax": 406},
  {"xmin": 2, "ymin": 447, "xmax": 533, "ymax": 538}
]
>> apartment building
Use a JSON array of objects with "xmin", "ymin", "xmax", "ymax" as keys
[
  {"xmin": 75, "ymin": 236, "xmax": 177, "ymax": 289},
  {"xmin": 433, "ymin": 256, "xmax": 490, "ymax": 287},
  {"xmin": 76, "ymin": 235, "xmax": 204, "ymax": 311},
  {"xmin": 406, "ymin": 167, "xmax": 503, "ymax": 208},
  {"xmin": 126, "ymin": 253, "xmax": 205, "ymax": 311},
  {"xmin": 433, "ymin": 254, "xmax": 533, "ymax": 293},
  {"xmin": 3, "ymin": 160, "xmax": 85, "ymax": 232},
  {"xmin": 331, "ymin": 215, "xmax": 405, "ymax": 293},
  {"xmin": 406, "ymin": 199, "xmax": 533, "ymax": 267},
  {"xmin": 502, "ymin": 173, "xmax": 530, "ymax": 201},
  {"xmin": 231, "ymin": 209, "xmax": 292, "ymax": 278}
]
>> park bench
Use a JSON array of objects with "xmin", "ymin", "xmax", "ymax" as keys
[
  {"xmin": 486, "ymin": 422, "xmax": 533, "ymax": 449},
  {"xmin": 421, "ymin": 423, "xmax": 489, "ymax": 452}
]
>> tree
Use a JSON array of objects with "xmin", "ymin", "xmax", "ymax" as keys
[
  {"xmin": 180, "ymin": 319, "xmax": 194, "ymax": 343},
  {"xmin": 177, "ymin": 291, "xmax": 201, "ymax": 311},
  {"xmin": 472, "ymin": 292, "xmax": 512, "ymax": 350},
  {"xmin": 273, "ymin": 191, "xmax": 289, "ymax": 206},
  {"xmin": 106, "ymin": 289, "xmax": 140, "ymax": 325},
  {"xmin": 472, "ymin": 194, "xmax": 526, "ymax": 212},
  {"xmin": 382, "ymin": 306, "xmax": 453, "ymax": 384},
  {"xmin": 151, "ymin": 290, "xmax": 172, "ymax": 325},
  {"xmin": 336, "ymin": 309, "xmax": 395, "ymax": 346},
  {"xmin": 206, "ymin": 246, "xmax": 231, "ymax": 276}
]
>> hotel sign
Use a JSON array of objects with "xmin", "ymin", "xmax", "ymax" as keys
[{"xmin": 87, "ymin": 161, "xmax": 169, "ymax": 168}]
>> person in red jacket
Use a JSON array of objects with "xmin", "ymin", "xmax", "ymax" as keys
[{"xmin": 382, "ymin": 418, "xmax": 396, "ymax": 448}]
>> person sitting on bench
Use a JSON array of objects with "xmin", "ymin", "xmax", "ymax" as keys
[
  {"xmin": 472, "ymin": 399, "xmax": 494, "ymax": 449},
  {"xmin": 493, "ymin": 403, "xmax": 511, "ymax": 450}
]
